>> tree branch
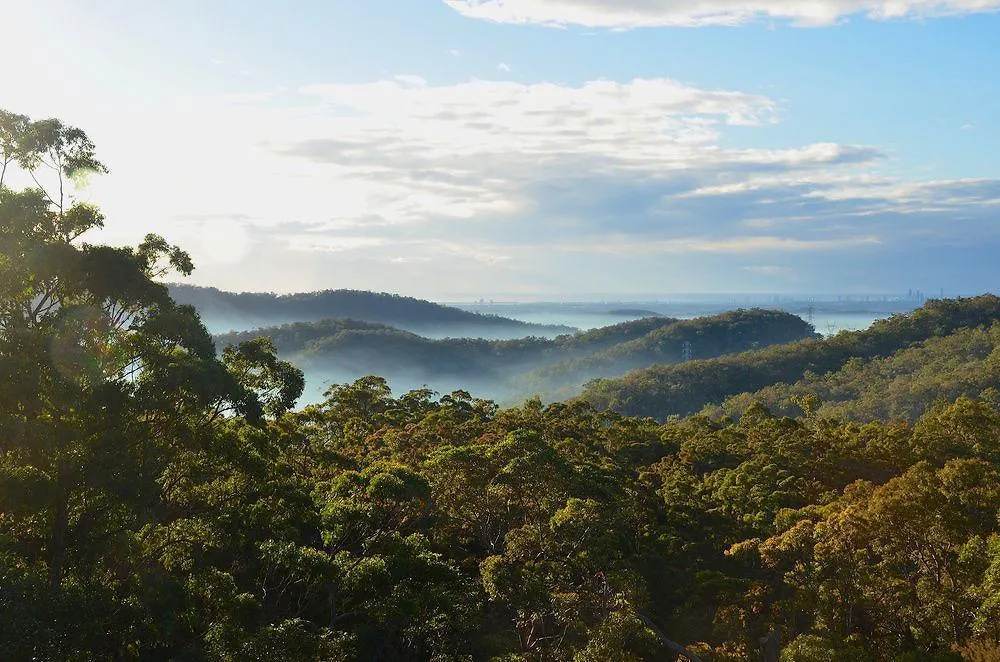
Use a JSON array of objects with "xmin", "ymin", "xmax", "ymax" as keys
[{"xmin": 633, "ymin": 609, "xmax": 702, "ymax": 662}]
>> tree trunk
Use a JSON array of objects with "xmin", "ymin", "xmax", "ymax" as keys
[{"xmin": 762, "ymin": 630, "xmax": 781, "ymax": 662}]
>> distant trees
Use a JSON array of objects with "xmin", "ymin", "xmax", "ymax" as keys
[
  {"xmin": 169, "ymin": 284, "xmax": 575, "ymax": 335},
  {"xmin": 583, "ymin": 295, "xmax": 1000, "ymax": 420},
  {"xmin": 519, "ymin": 308, "xmax": 817, "ymax": 398},
  {"xmin": 720, "ymin": 325, "xmax": 1000, "ymax": 423},
  {"xmin": 214, "ymin": 310, "xmax": 817, "ymax": 405}
]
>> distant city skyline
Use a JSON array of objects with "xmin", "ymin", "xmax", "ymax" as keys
[{"xmin": 4, "ymin": 1, "xmax": 999, "ymax": 297}]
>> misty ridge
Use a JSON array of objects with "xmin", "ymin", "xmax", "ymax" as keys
[
  {"xmin": 169, "ymin": 284, "xmax": 575, "ymax": 338},
  {"xmin": 201, "ymin": 289, "xmax": 1000, "ymax": 423},
  {"xmin": 182, "ymin": 281, "xmax": 959, "ymax": 408},
  {"xmin": 583, "ymin": 294, "xmax": 1000, "ymax": 420},
  {"xmin": 206, "ymin": 297, "xmax": 819, "ymax": 403}
]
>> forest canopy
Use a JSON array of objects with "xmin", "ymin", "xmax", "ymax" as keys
[{"xmin": 582, "ymin": 294, "xmax": 1000, "ymax": 420}]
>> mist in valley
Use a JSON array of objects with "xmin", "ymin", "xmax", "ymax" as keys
[{"xmin": 223, "ymin": 305, "xmax": 826, "ymax": 408}]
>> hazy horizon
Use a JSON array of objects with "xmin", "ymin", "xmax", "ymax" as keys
[{"xmin": 171, "ymin": 281, "xmax": 976, "ymax": 306}]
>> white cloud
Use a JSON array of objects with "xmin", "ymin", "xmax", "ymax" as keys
[
  {"xmin": 287, "ymin": 79, "xmax": 778, "ymax": 172},
  {"xmin": 435, "ymin": 240, "xmax": 512, "ymax": 264},
  {"xmin": 498, "ymin": 62, "xmax": 512, "ymax": 72},
  {"xmin": 387, "ymin": 256, "xmax": 433, "ymax": 264},
  {"xmin": 443, "ymin": 0, "xmax": 1000, "ymax": 28},
  {"xmin": 261, "ymin": 76, "xmax": 792, "ymax": 230}
]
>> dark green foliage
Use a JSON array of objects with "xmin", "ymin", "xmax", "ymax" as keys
[
  {"xmin": 583, "ymin": 295, "xmax": 1000, "ymax": 419},
  {"xmin": 521, "ymin": 308, "xmax": 819, "ymax": 398},
  {"xmin": 722, "ymin": 324, "xmax": 1000, "ymax": 422}
]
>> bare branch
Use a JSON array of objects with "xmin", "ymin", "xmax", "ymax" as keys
[{"xmin": 633, "ymin": 610, "xmax": 702, "ymax": 662}]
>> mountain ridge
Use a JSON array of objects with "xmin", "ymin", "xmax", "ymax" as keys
[
  {"xmin": 581, "ymin": 294, "xmax": 1000, "ymax": 419},
  {"xmin": 169, "ymin": 284, "xmax": 576, "ymax": 337},
  {"xmin": 214, "ymin": 309, "xmax": 817, "ymax": 403}
]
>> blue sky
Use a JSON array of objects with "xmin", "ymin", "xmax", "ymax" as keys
[{"xmin": 4, "ymin": 0, "xmax": 1000, "ymax": 298}]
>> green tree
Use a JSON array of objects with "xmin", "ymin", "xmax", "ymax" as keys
[{"xmin": 0, "ymin": 108, "xmax": 303, "ymax": 658}]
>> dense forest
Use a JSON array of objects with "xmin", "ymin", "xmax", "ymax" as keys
[
  {"xmin": 582, "ymin": 295, "xmax": 1000, "ymax": 420},
  {"xmin": 518, "ymin": 309, "xmax": 819, "ymax": 400},
  {"xmin": 169, "ymin": 284, "xmax": 575, "ymax": 338},
  {"xmin": 216, "ymin": 310, "xmax": 817, "ymax": 403},
  {"xmin": 3, "ymin": 112, "xmax": 1000, "ymax": 661},
  {"xmin": 719, "ymin": 324, "xmax": 1000, "ymax": 423}
]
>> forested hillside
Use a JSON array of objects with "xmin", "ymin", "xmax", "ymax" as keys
[
  {"xmin": 169, "ymin": 284, "xmax": 575, "ymax": 338},
  {"xmin": 721, "ymin": 323, "xmax": 1000, "ymax": 422},
  {"xmin": 582, "ymin": 295, "xmax": 1000, "ymax": 420},
  {"xmin": 517, "ymin": 308, "xmax": 818, "ymax": 399},
  {"xmin": 3, "ymin": 110, "xmax": 1000, "ymax": 661},
  {"xmin": 215, "ymin": 314, "xmax": 678, "ymax": 358},
  {"xmin": 216, "ymin": 309, "xmax": 816, "ymax": 402}
]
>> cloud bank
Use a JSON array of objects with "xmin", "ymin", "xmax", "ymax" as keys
[
  {"xmin": 81, "ymin": 74, "xmax": 1000, "ymax": 295},
  {"xmin": 443, "ymin": 0, "xmax": 1000, "ymax": 28},
  {"xmin": 273, "ymin": 76, "xmax": 880, "ymax": 231}
]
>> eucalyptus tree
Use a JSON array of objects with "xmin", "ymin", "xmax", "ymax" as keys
[{"xmin": 0, "ymin": 108, "xmax": 303, "ymax": 658}]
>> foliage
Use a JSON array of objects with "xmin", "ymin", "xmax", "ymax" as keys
[
  {"xmin": 721, "ymin": 324, "xmax": 1000, "ymax": 422},
  {"xmin": 582, "ymin": 295, "xmax": 1000, "ymax": 419}
]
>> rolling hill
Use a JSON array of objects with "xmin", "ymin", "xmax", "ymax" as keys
[
  {"xmin": 169, "ymin": 284, "xmax": 576, "ymax": 338},
  {"xmin": 581, "ymin": 295, "xmax": 1000, "ymax": 420},
  {"xmin": 719, "ymin": 323, "xmax": 1000, "ymax": 422},
  {"xmin": 516, "ymin": 308, "xmax": 818, "ymax": 399},
  {"xmin": 215, "ymin": 309, "xmax": 817, "ymax": 402}
]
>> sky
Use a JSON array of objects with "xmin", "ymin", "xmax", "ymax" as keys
[{"xmin": 2, "ymin": 0, "xmax": 1000, "ymax": 299}]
